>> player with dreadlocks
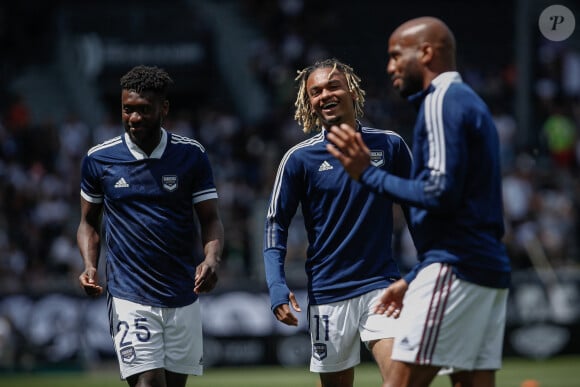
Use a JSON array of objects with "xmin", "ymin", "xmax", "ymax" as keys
[
  {"xmin": 77, "ymin": 65, "xmax": 224, "ymax": 387},
  {"xmin": 264, "ymin": 58, "xmax": 413, "ymax": 387},
  {"xmin": 294, "ymin": 59, "xmax": 366, "ymax": 134}
]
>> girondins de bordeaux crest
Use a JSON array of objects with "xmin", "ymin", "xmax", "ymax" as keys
[
  {"xmin": 120, "ymin": 345, "xmax": 136, "ymax": 364},
  {"xmin": 162, "ymin": 175, "xmax": 178, "ymax": 192},
  {"xmin": 312, "ymin": 342, "xmax": 327, "ymax": 360},
  {"xmin": 370, "ymin": 150, "xmax": 385, "ymax": 167}
]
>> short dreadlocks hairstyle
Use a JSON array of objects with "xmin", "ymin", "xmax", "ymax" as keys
[
  {"xmin": 120, "ymin": 65, "xmax": 174, "ymax": 99},
  {"xmin": 294, "ymin": 58, "xmax": 365, "ymax": 134}
]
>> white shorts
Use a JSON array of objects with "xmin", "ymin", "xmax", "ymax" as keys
[
  {"xmin": 392, "ymin": 263, "xmax": 508, "ymax": 371},
  {"xmin": 109, "ymin": 296, "xmax": 203, "ymax": 379},
  {"xmin": 309, "ymin": 288, "xmax": 399, "ymax": 373}
]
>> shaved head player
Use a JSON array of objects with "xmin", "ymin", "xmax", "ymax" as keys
[{"xmin": 327, "ymin": 17, "xmax": 511, "ymax": 387}]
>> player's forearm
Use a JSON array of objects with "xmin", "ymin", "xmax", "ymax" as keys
[
  {"xmin": 202, "ymin": 221, "xmax": 224, "ymax": 265},
  {"xmin": 264, "ymin": 248, "xmax": 291, "ymax": 311},
  {"xmin": 264, "ymin": 247, "xmax": 289, "ymax": 287},
  {"xmin": 77, "ymin": 225, "xmax": 101, "ymax": 269},
  {"xmin": 203, "ymin": 240, "xmax": 222, "ymax": 266},
  {"xmin": 360, "ymin": 166, "xmax": 458, "ymax": 211}
]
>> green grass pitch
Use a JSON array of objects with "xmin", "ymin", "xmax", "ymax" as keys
[{"xmin": 1, "ymin": 356, "xmax": 578, "ymax": 386}]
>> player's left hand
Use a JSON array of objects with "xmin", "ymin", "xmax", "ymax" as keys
[
  {"xmin": 326, "ymin": 123, "xmax": 371, "ymax": 180},
  {"xmin": 374, "ymin": 279, "xmax": 408, "ymax": 318},
  {"xmin": 79, "ymin": 267, "xmax": 104, "ymax": 297},
  {"xmin": 194, "ymin": 260, "xmax": 219, "ymax": 294},
  {"xmin": 274, "ymin": 292, "xmax": 301, "ymax": 326}
]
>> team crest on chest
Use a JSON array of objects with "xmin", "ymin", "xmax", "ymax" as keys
[
  {"xmin": 370, "ymin": 150, "xmax": 385, "ymax": 167},
  {"xmin": 162, "ymin": 175, "xmax": 178, "ymax": 192}
]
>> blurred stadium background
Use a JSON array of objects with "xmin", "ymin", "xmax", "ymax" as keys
[{"xmin": 0, "ymin": 0, "xmax": 579, "ymax": 377}]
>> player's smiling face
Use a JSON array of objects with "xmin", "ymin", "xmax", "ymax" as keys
[
  {"xmin": 121, "ymin": 89, "xmax": 168, "ymax": 150},
  {"xmin": 306, "ymin": 67, "xmax": 356, "ymax": 128}
]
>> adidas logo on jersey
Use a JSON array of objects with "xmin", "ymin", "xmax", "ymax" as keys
[
  {"xmin": 114, "ymin": 177, "xmax": 129, "ymax": 188},
  {"xmin": 318, "ymin": 160, "xmax": 333, "ymax": 171}
]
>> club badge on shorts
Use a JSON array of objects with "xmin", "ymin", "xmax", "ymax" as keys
[
  {"xmin": 120, "ymin": 346, "xmax": 136, "ymax": 364},
  {"xmin": 162, "ymin": 175, "xmax": 178, "ymax": 192},
  {"xmin": 312, "ymin": 343, "xmax": 327, "ymax": 360},
  {"xmin": 370, "ymin": 150, "xmax": 385, "ymax": 167}
]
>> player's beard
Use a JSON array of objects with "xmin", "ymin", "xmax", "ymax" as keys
[
  {"xmin": 320, "ymin": 104, "xmax": 346, "ymax": 127},
  {"xmin": 397, "ymin": 68, "xmax": 424, "ymax": 98},
  {"xmin": 125, "ymin": 119, "xmax": 161, "ymax": 147}
]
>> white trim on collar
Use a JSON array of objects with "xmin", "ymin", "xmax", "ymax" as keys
[
  {"xmin": 124, "ymin": 128, "xmax": 167, "ymax": 160},
  {"xmin": 431, "ymin": 71, "xmax": 462, "ymax": 87}
]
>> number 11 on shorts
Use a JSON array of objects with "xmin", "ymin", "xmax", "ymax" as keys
[{"xmin": 313, "ymin": 314, "xmax": 329, "ymax": 341}]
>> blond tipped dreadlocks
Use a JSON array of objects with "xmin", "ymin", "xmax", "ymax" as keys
[{"xmin": 294, "ymin": 58, "xmax": 366, "ymax": 134}]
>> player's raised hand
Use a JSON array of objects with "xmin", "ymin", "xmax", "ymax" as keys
[
  {"xmin": 79, "ymin": 267, "xmax": 104, "ymax": 297},
  {"xmin": 274, "ymin": 291, "xmax": 301, "ymax": 326},
  {"xmin": 375, "ymin": 279, "xmax": 408, "ymax": 318},
  {"xmin": 326, "ymin": 123, "xmax": 371, "ymax": 180}
]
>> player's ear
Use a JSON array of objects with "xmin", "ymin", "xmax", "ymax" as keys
[
  {"xmin": 162, "ymin": 99, "xmax": 170, "ymax": 117},
  {"xmin": 420, "ymin": 42, "xmax": 433, "ymax": 64}
]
